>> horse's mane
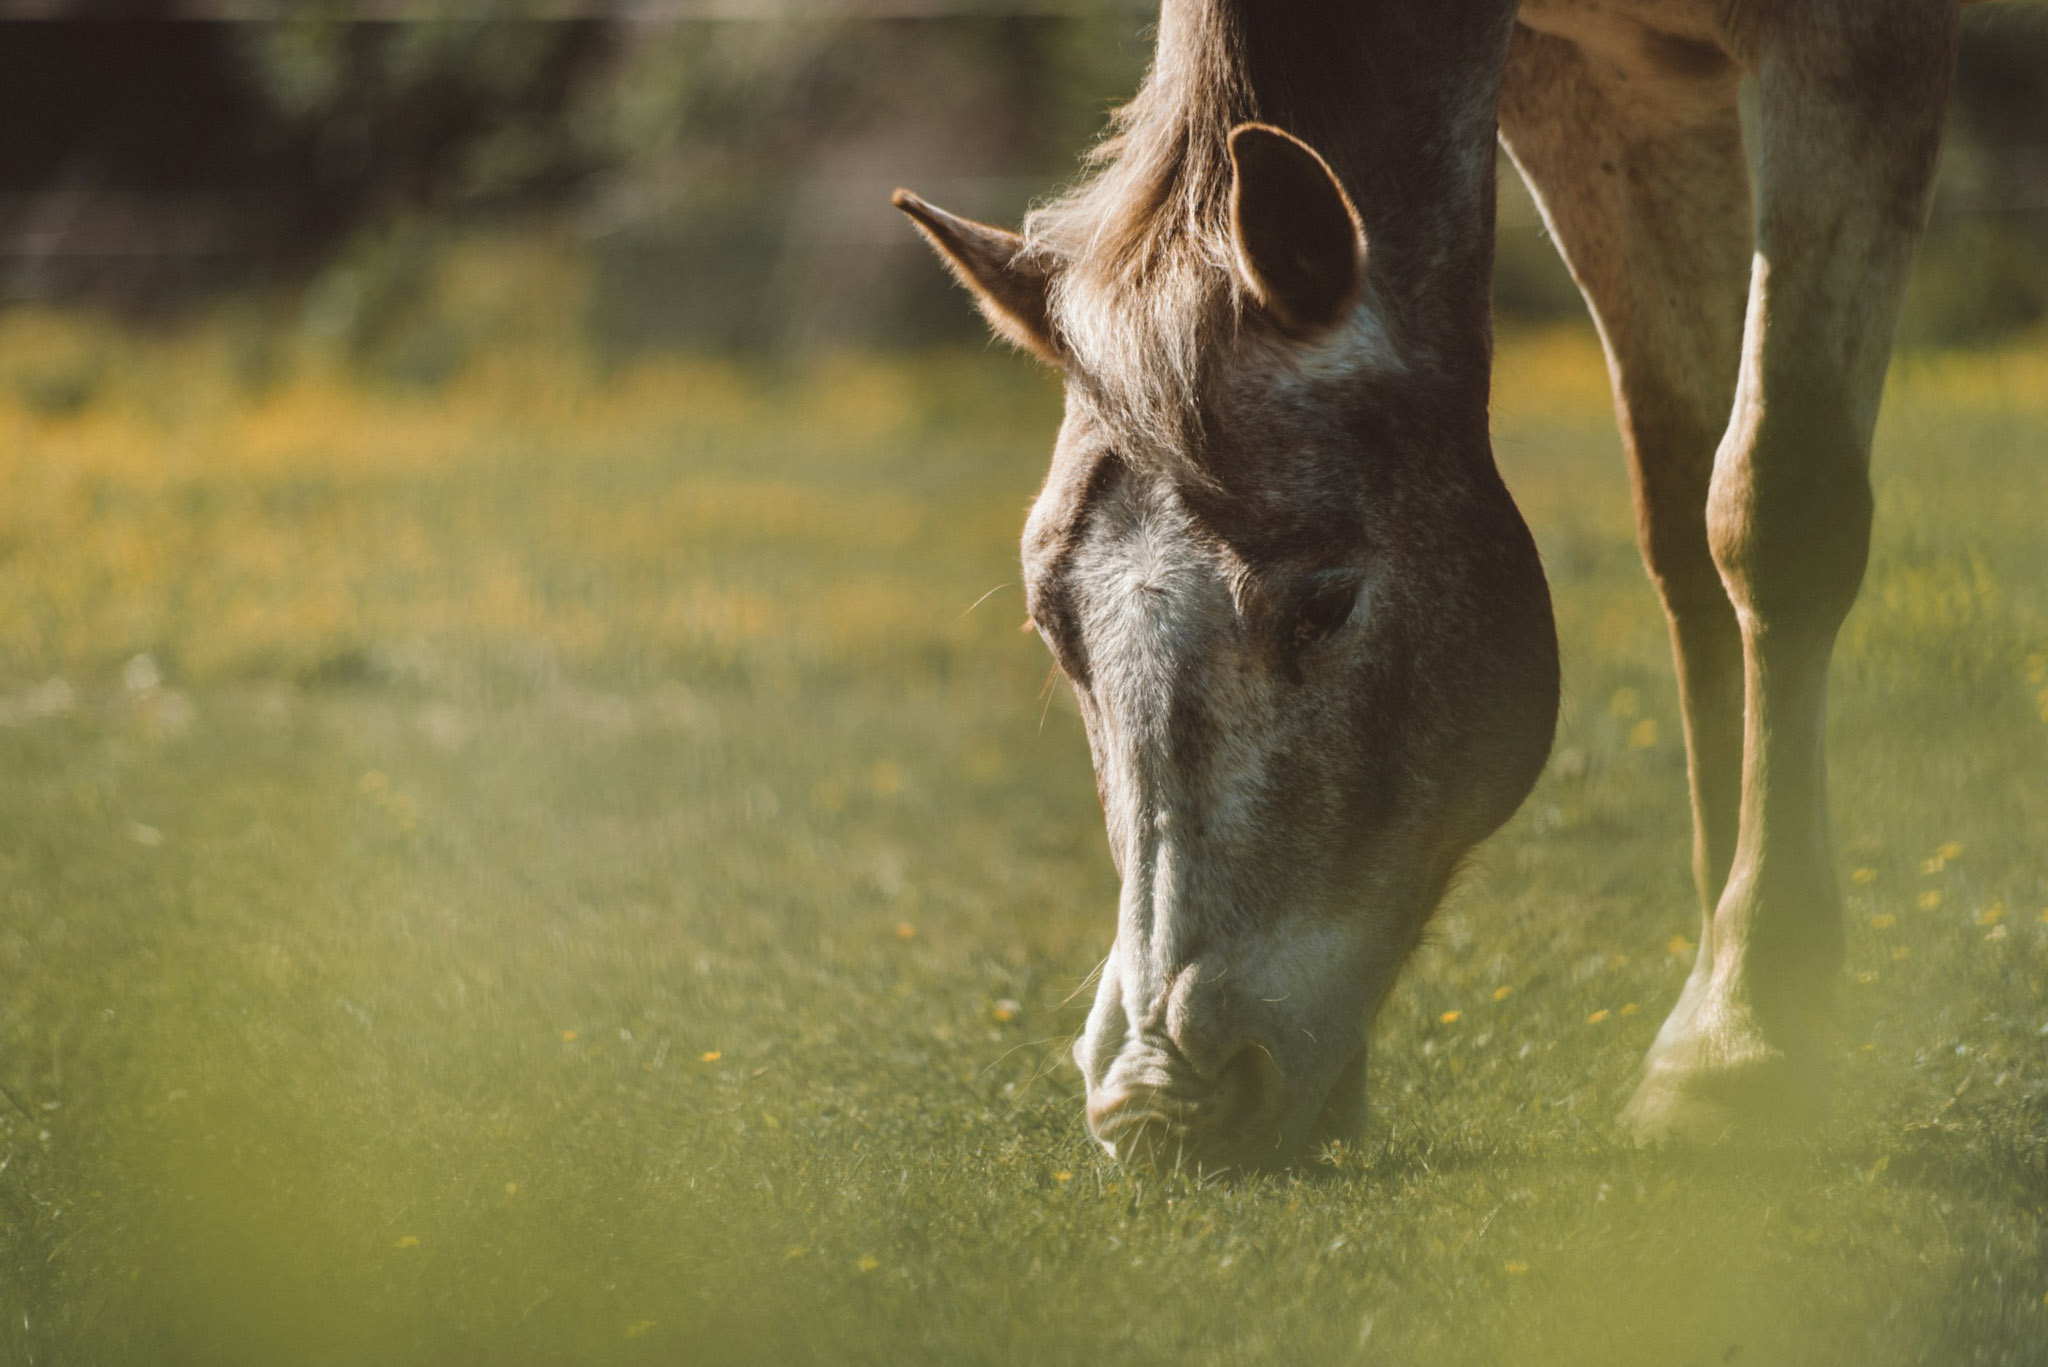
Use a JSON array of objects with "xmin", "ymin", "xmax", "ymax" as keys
[{"xmin": 1022, "ymin": 3, "xmax": 1257, "ymax": 460}]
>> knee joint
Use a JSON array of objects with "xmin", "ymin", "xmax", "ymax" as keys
[{"xmin": 1706, "ymin": 416, "xmax": 1872, "ymax": 631}]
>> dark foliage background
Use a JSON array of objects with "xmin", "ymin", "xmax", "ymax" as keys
[{"xmin": 0, "ymin": 2, "xmax": 2043, "ymax": 354}]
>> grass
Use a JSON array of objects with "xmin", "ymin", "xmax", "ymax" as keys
[{"xmin": 1, "ymin": 267, "xmax": 2046, "ymax": 1365}]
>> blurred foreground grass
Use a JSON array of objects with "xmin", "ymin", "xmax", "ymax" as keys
[{"xmin": 2, "ymin": 249, "xmax": 2046, "ymax": 1365}]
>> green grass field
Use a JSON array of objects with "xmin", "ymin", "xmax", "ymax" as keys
[{"xmin": 2, "ymin": 276, "xmax": 2045, "ymax": 1365}]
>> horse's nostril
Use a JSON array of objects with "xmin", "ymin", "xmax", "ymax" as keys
[{"xmin": 1207, "ymin": 1042, "xmax": 1286, "ymax": 1148}]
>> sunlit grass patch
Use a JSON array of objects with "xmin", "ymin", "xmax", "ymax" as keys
[
  {"xmin": 0, "ymin": 299, "xmax": 2044, "ymax": 1366},
  {"xmin": 0, "ymin": 304, "xmax": 1052, "ymax": 685}
]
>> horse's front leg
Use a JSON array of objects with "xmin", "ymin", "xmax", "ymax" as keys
[
  {"xmin": 1625, "ymin": 2, "xmax": 1959, "ymax": 1141},
  {"xmin": 1500, "ymin": 21, "xmax": 1751, "ymax": 951}
]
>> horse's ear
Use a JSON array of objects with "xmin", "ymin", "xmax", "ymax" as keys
[
  {"xmin": 1227, "ymin": 124, "xmax": 1365, "ymax": 333},
  {"xmin": 893, "ymin": 190, "xmax": 1060, "ymax": 364}
]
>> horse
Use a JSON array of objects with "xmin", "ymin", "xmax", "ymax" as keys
[{"xmin": 893, "ymin": 0, "xmax": 1959, "ymax": 1171}]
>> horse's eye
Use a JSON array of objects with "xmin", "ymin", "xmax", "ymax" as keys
[{"xmin": 1293, "ymin": 579, "xmax": 1359, "ymax": 648}]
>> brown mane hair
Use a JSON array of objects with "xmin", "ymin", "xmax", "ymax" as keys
[{"xmin": 1022, "ymin": 3, "xmax": 1260, "ymax": 461}]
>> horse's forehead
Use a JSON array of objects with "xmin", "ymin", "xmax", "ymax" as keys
[
  {"xmin": 1074, "ymin": 475, "xmax": 1217, "ymax": 583},
  {"xmin": 1026, "ymin": 452, "xmax": 1214, "ymax": 594},
  {"xmin": 1026, "ymin": 451, "xmax": 1363, "ymax": 626}
]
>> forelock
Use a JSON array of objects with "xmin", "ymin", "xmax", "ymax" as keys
[
  {"xmin": 1020, "ymin": 12, "xmax": 1254, "ymax": 477},
  {"xmin": 1030, "ymin": 200, "xmax": 1240, "ymax": 471}
]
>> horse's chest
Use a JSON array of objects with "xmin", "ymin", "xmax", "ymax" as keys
[{"xmin": 1516, "ymin": 0, "xmax": 1752, "ymax": 67}]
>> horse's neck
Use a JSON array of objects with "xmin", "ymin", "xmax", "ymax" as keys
[{"xmin": 1165, "ymin": 0, "xmax": 1519, "ymax": 387}]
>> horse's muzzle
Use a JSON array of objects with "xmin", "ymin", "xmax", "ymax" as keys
[{"xmin": 1085, "ymin": 1041, "xmax": 1291, "ymax": 1173}]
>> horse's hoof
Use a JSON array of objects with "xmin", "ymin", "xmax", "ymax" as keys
[
  {"xmin": 1623, "ymin": 1000, "xmax": 1827, "ymax": 1147},
  {"xmin": 1624, "ymin": 1058, "xmax": 1824, "ymax": 1148}
]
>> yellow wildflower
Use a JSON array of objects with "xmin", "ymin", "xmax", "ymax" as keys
[
  {"xmin": 1918, "ymin": 891, "xmax": 1943, "ymax": 911},
  {"xmin": 1869, "ymin": 914, "xmax": 1896, "ymax": 930},
  {"xmin": 1492, "ymin": 985, "xmax": 1513, "ymax": 1002},
  {"xmin": 1504, "ymin": 1260, "xmax": 1530, "ymax": 1275},
  {"xmin": 857, "ymin": 1255, "xmax": 880, "ymax": 1272},
  {"xmin": 1440, "ymin": 1010, "xmax": 1462, "ymax": 1024},
  {"xmin": 1587, "ymin": 1009, "xmax": 1610, "ymax": 1025},
  {"xmin": 699, "ymin": 1050, "xmax": 722, "ymax": 1062},
  {"xmin": 1891, "ymin": 946, "xmax": 1912, "ymax": 962},
  {"xmin": 1627, "ymin": 719, "xmax": 1659, "ymax": 749},
  {"xmin": 1976, "ymin": 903, "xmax": 2004, "ymax": 927},
  {"xmin": 894, "ymin": 922, "xmax": 916, "ymax": 940},
  {"xmin": 1850, "ymin": 867, "xmax": 1877, "ymax": 886}
]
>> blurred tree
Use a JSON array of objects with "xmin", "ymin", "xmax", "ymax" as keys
[
  {"xmin": 578, "ymin": 12, "xmax": 1148, "ymax": 352},
  {"xmin": 0, "ymin": 8, "xmax": 610, "ymax": 316},
  {"xmin": 1901, "ymin": 6, "xmax": 2048, "ymax": 345},
  {"xmin": 0, "ymin": 3, "xmax": 2037, "ymax": 355}
]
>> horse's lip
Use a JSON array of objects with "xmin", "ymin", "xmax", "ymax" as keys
[
  {"xmin": 1093, "ymin": 1114, "xmax": 1170, "ymax": 1152},
  {"xmin": 1087, "ymin": 1086, "xmax": 1196, "ymax": 1160},
  {"xmin": 1089, "ymin": 1063, "xmax": 1290, "ymax": 1172},
  {"xmin": 1087, "ymin": 1086, "xmax": 1189, "ymax": 1139},
  {"xmin": 1092, "ymin": 1041, "xmax": 1365, "ymax": 1172},
  {"xmin": 1090, "ymin": 1105, "xmax": 1209, "ymax": 1170}
]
